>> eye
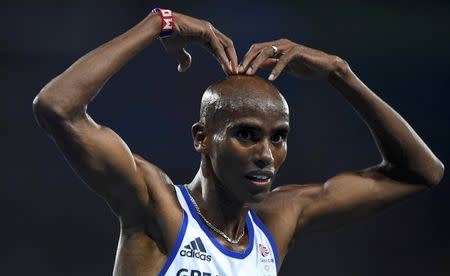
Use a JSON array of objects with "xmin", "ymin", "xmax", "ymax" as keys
[
  {"xmin": 236, "ymin": 129, "xmax": 253, "ymax": 140},
  {"xmin": 271, "ymin": 132, "xmax": 287, "ymax": 144}
]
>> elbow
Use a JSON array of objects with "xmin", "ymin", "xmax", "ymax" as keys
[
  {"xmin": 426, "ymin": 160, "xmax": 445, "ymax": 186},
  {"xmin": 32, "ymin": 89, "xmax": 76, "ymax": 133},
  {"xmin": 414, "ymin": 159, "xmax": 445, "ymax": 187},
  {"xmin": 381, "ymin": 159, "xmax": 445, "ymax": 187},
  {"xmin": 32, "ymin": 93, "xmax": 58, "ymax": 132},
  {"xmin": 32, "ymin": 93, "xmax": 50, "ymax": 118},
  {"xmin": 33, "ymin": 87, "xmax": 66, "ymax": 118}
]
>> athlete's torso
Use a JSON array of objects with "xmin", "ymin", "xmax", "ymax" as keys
[
  {"xmin": 109, "ymin": 154, "xmax": 311, "ymax": 275},
  {"xmin": 158, "ymin": 185, "xmax": 278, "ymax": 276}
]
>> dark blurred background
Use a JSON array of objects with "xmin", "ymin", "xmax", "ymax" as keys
[{"xmin": 2, "ymin": 0, "xmax": 449, "ymax": 275}]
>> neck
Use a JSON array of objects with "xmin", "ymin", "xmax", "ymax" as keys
[{"xmin": 186, "ymin": 161, "xmax": 249, "ymax": 241}]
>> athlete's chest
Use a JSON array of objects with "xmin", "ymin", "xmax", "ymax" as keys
[
  {"xmin": 162, "ymin": 215, "xmax": 277, "ymax": 276},
  {"xmin": 158, "ymin": 185, "xmax": 279, "ymax": 276}
]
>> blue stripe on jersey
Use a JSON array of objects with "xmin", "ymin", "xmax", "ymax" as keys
[
  {"xmin": 158, "ymin": 210, "xmax": 188, "ymax": 276},
  {"xmin": 249, "ymin": 209, "xmax": 279, "ymax": 268},
  {"xmin": 179, "ymin": 185, "xmax": 255, "ymax": 259}
]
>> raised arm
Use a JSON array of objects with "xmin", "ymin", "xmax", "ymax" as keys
[
  {"xmin": 32, "ymin": 10, "xmax": 237, "ymax": 225},
  {"xmin": 240, "ymin": 39, "xmax": 444, "ymax": 236}
]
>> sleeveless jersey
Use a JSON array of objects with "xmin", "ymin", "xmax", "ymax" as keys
[{"xmin": 159, "ymin": 184, "xmax": 278, "ymax": 276}]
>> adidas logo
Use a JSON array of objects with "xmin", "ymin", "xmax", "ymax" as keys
[{"xmin": 179, "ymin": 237, "xmax": 212, "ymax": 262}]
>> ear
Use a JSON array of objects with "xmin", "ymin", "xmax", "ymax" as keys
[{"xmin": 192, "ymin": 122, "xmax": 208, "ymax": 153}]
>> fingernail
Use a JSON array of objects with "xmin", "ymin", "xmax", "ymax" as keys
[
  {"xmin": 246, "ymin": 67, "xmax": 252, "ymax": 74},
  {"xmin": 238, "ymin": 65, "xmax": 244, "ymax": 73},
  {"xmin": 268, "ymin": 74, "xmax": 275, "ymax": 81}
]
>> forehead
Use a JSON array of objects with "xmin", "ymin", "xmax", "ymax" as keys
[
  {"xmin": 214, "ymin": 96, "xmax": 290, "ymax": 131},
  {"xmin": 227, "ymin": 100, "xmax": 288, "ymax": 120},
  {"xmin": 201, "ymin": 75, "xmax": 290, "ymax": 130},
  {"xmin": 204, "ymin": 81, "xmax": 288, "ymax": 111}
]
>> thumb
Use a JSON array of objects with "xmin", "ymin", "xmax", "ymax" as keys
[{"xmin": 175, "ymin": 48, "xmax": 192, "ymax": 72}]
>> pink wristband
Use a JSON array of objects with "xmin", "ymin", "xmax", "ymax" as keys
[{"xmin": 151, "ymin": 8, "xmax": 174, "ymax": 38}]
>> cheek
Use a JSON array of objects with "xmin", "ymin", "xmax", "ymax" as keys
[
  {"xmin": 274, "ymin": 145, "xmax": 288, "ymax": 168},
  {"xmin": 220, "ymin": 142, "xmax": 248, "ymax": 166},
  {"xmin": 213, "ymin": 141, "xmax": 248, "ymax": 176}
]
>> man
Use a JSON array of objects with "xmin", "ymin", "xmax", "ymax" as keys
[{"xmin": 32, "ymin": 9, "xmax": 444, "ymax": 276}]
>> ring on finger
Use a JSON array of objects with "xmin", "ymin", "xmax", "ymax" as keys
[{"xmin": 271, "ymin": 45, "xmax": 279, "ymax": 57}]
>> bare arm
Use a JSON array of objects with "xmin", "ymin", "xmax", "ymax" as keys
[
  {"xmin": 32, "ymin": 13, "xmax": 163, "ymax": 221},
  {"xmin": 240, "ymin": 39, "xmax": 444, "ymax": 235},
  {"xmin": 32, "ymin": 11, "xmax": 237, "ymax": 224},
  {"xmin": 34, "ymin": 14, "xmax": 159, "ymax": 124},
  {"xmin": 297, "ymin": 60, "xmax": 444, "ymax": 233},
  {"xmin": 328, "ymin": 60, "xmax": 444, "ymax": 184}
]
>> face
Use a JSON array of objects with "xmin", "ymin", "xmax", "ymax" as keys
[{"xmin": 207, "ymin": 105, "xmax": 289, "ymax": 203}]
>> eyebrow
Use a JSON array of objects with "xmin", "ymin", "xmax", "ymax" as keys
[{"xmin": 229, "ymin": 122, "xmax": 290, "ymax": 133}]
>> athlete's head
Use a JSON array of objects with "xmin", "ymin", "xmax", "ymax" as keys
[{"xmin": 192, "ymin": 75, "xmax": 290, "ymax": 203}]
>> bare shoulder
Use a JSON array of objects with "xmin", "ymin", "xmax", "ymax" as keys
[
  {"xmin": 251, "ymin": 183, "xmax": 324, "ymax": 225},
  {"xmin": 124, "ymin": 154, "xmax": 184, "ymax": 249},
  {"xmin": 131, "ymin": 153, "xmax": 179, "ymax": 208},
  {"xmin": 113, "ymin": 155, "xmax": 184, "ymax": 276},
  {"xmin": 252, "ymin": 183, "xmax": 323, "ymax": 217},
  {"xmin": 250, "ymin": 183, "xmax": 323, "ymax": 261},
  {"xmin": 132, "ymin": 153, "xmax": 171, "ymax": 186}
]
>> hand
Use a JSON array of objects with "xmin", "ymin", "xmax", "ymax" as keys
[
  {"xmin": 238, "ymin": 39, "xmax": 345, "ymax": 81},
  {"xmin": 157, "ymin": 12, "xmax": 238, "ymax": 74}
]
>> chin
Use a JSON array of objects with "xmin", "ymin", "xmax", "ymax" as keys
[{"xmin": 246, "ymin": 187, "xmax": 271, "ymax": 203}]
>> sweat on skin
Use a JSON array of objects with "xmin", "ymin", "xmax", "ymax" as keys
[
  {"xmin": 193, "ymin": 75, "xmax": 291, "ymax": 205},
  {"xmin": 199, "ymin": 75, "xmax": 290, "ymax": 132}
]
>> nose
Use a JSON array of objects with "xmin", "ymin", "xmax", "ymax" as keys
[{"xmin": 254, "ymin": 139, "xmax": 274, "ymax": 169}]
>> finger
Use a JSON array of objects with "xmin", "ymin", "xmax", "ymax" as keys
[
  {"xmin": 213, "ymin": 27, "xmax": 238, "ymax": 74},
  {"xmin": 225, "ymin": 45, "xmax": 238, "ymax": 74},
  {"xmin": 259, "ymin": 58, "xmax": 278, "ymax": 70},
  {"xmin": 204, "ymin": 24, "xmax": 232, "ymax": 74},
  {"xmin": 268, "ymin": 49, "xmax": 296, "ymax": 81},
  {"xmin": 200, "ymin": 42, "xmax": 229, "ymax": 74},
  {"xmin": 260, "ymin": 58, "xmax": 295, "ymax": 74},
  {"xmin": 175, "ymin": 48, "xmax": 192, "ymax": 72},
  {"xmin": 239, "ymin": 43, "xmax": 270, "ymax": 73},
  {"xmin": 245, "ymin": 46, "xmax": 274, "ymax": 75}
]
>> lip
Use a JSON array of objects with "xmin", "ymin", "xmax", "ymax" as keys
[
  {"xmin": 244, "ymin": 170, "xmax": 275, "ymax": 189},
  {"xmin": 245, "ymin": 170, "xmax": 274, "ymax": 178},
  {"xmin": 245, "ymin": 177, "xmax": 271, "ymax": 187}
]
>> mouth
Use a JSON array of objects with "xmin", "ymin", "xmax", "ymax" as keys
[{"xmin": 244, "ymin": 171, "xmax": 274, "ymax": 188}]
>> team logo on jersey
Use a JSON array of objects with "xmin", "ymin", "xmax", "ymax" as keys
[
  {"xmin": 180, "ymin": 237, "xmax": 212, "ymax": 262},
  {"xmin": 259, "ymin": 243, "xmax": 270, "ymax": 257}
]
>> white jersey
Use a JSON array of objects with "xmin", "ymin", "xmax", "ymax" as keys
[{"xmin": 159, "ymin": 185, "xmax": 278, "ymax": 276}]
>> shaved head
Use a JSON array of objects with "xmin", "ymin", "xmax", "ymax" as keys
[{"xmin": 199, "ymin": 75, "xmax": 289, "ymax": 131}]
